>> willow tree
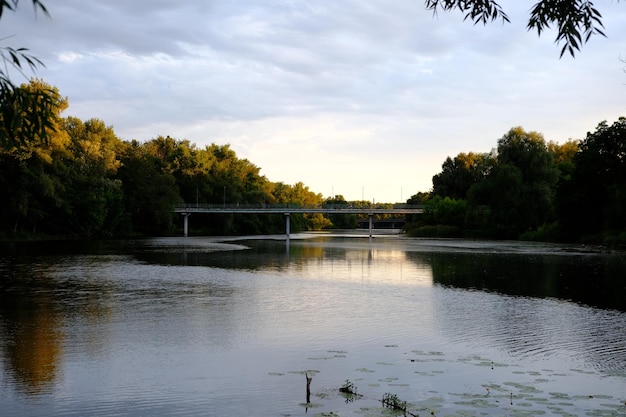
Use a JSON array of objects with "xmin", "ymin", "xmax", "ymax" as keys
[
  {"xmin": 424, "ymin": 0, "xmax": 618, "ymax": 57},
  {"xmin": 0, "ymin": 79, "xmax": 69, "ymax": 234},
  {"xmin": 0, "ymin": 1, "xmax": 52, "ymax": 149}
]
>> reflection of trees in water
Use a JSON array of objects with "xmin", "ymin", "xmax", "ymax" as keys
[
  {"xmin": 430, "ymin": 272, "xmax": 626, "ymax": 373},
  {"xmin": 0, "ymin": 266, "xmax": 63, "ymax": 395},
  {"xmin": 0, "ymin": 254, "xmax": 249, "ymax": 397},
  {"xmin": 427, "ymin": 251, "xmax": 626, "ymax": 311},
  {"xmin": 426, "ymin": 251, "xmax": 626, "ymax": 372},
  {"xmin": 131, "ymin": 238, "xmax": 624, "ymax": 310}
]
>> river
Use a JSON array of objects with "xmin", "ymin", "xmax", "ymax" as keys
[{"xmin": 1, "ymin": 232, "xmax": 625, "ymax": 416}]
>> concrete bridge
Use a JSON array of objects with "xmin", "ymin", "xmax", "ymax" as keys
[{"xmin": 174, "ymin": 203, "xmax": 423, "ymax": 238}]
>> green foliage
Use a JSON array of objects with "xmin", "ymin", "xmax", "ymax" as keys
[
  {"xmin": 406, "ymin": 196, "xmax": 466, "ymax": 237},
  {"xmin": 420, "ymin": 137, "xmax": 559, "ymax": 239},
  {"xmin": 426, "ymin": 196, "xmax": 467, "ymax": 228},
  {"xmin": 432, "ymin": 152, "xmax": 493, "ymax": 199},
  {"xmin": 557, "ymin": 117, "xmax": 626, "ymax": 244},
  {"xmin": 1, "ymin": 2, "xmax": 51, "ymax": 147},
  {"xmin": 324, "ymin": 195, "xmax": 358, "ymax": 229},
  {"xmin": 116, "ymin": 143, "xmax": 181, "ymax": 235},
  {"xmin": 3, "ymin": 78, "xmax": 623, "ymax": 243},
  {"xmin": 339, "ymin": 379, "xmax": 357, "ymax": 395},
  {"xmin": 465, "ymin": 128, "xmax": 558, "ymax": 238},
  {"xmin": 381, "ymin": 392, "xmax": 407, "ymax": 412},
  {"xmin": 0, "ymin": 80, "xmax": 330, "ymax": 238},
  {"xmin": 0, "ymin": 79, "xmax": 67, "ymax": 158},
  {"xmin": 409, "ymin": 122, "xmax": 626, "ymax": 244}
]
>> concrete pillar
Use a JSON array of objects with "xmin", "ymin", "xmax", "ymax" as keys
[
  {"xmin": 368, "ymin": 213, "xmax": 373, "ymax": 238},
  {"xmin": 183, "ymin": 213, "xmax": 190, "ymax": 237},
  {"xmin": 285, "ymin": 213, "xmax": 290, "ymax": 240}
]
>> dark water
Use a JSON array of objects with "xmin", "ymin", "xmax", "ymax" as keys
[{"xmin": 1, "ymin": 233, "xmax": 625, "ymax": 416}]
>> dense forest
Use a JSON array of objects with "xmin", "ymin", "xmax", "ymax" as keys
[
  {"xmin": 405, "ymin": 121, "xmax": 626, "ymax": 246},
  {"xmin": 0, "ymin": 80, "xmax": 356, "ymax": 238},
  {"xmin": 2, "ymin": 79, "xmax": 625, "ymax": 245}
]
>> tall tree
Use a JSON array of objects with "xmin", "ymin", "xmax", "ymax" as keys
[
  {"xmin": 116, "ymin": 141, "xmax": 181, "ymax": 235},
  {"xmin": 60, "ymin": 117, "xmax": 124, "ymax": 237},
  {"xmin": 0, "ymin": 79, "xmax": 69, "ymax": 235},
  {"xmin": 558, "ymin": 118, "xmax": 626, "ymax": 241},
  {"xmin": 468, "ymin": 127, "xmax": 559, "ymax": 238}
]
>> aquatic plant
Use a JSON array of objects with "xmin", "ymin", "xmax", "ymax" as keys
[
  {"xmin": 381, "ymin": 392, "xmax": 407, "ymax": 412},
  {"xmin": 339, "ymin": 379, "xmax": 357, "ymax": 395},
  {"xmin": 381, "ymin": 392, "xmax": 422, "ymax": 417}
]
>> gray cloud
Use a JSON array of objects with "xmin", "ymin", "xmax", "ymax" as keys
[{"xmin": 1, "ymin": 0, "xmax": 625, "ymax": 200}]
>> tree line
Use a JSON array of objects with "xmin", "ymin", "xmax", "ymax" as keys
[
  {"xmin": 2, "ymin": 79, "xmax": 625, "ymax": 244},
  {"xmin": 1, "ymin": 80, "xmax": 361, "ymax": 238},
  {"xmin": 405, "ymin": 120, "xmax": 626, "ymax": 246}
]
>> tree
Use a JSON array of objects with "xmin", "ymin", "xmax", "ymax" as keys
[
  {"xmin": 468, "ymin": 127, "xmax": 559, "ymax": 237},
  {"xmin": 0, "ymin": 1, "xmax": 53, "ymax": 148},
  {"xmin": 432, "ymin": 152, "xmax": 494, "ymax": 199},
  {"xmin": 60, "ymin": 117, "xmax": 124, "ymax": 237},
  {"xmin": 557, "ymin": 118, "xmax": 626, "ymax": 242},
  {"xmin": 324, "ymin": 195, "xmax": 357, "ymax": 229},
  {"xmin": 0, "ymin": 80, "xmax": 70, "ymax": 235},
  {"xmin": 424, "ymin": 0, "xmax": 618, "ymax": 57},
  {"xmin": 116, "ymin": 141, "xmax": 181, "ymax": 235}
]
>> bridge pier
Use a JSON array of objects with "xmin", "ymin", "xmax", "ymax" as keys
[
  {"xmin": 368, "ymin": 213, "xmax": 373, "ymax": 238},
  {"xmin": 182, "ymin": 213, "xmax": 190, "ymax": 237},
  {"xmin": 285, "ymin": 213, "xmax": 290, "ymax": 240}
]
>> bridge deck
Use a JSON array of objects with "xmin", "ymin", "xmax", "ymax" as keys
[{"xmin": 174, "ymin": 204, "xmax": 423, "ymax": 215}]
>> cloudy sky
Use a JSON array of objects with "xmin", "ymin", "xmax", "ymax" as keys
[{"xmin": 4, "ymin": 1, "xmax": 625, "ymax": 202}]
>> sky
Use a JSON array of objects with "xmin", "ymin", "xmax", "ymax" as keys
[{"xmin": 3, "ymin": 0, "xmax": 625, "ymax": 203}]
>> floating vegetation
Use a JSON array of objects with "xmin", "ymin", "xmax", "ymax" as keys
[
  {"xmin": 328, "ymin": 350, "xmax": 347, "ymax": 358},
  {"xmin": 286, "ymin": 342, "xmax": 626, "ymax": 417},
  {"xmin": 290, "ymin": 369, "xmax": 320, "ymax": 376},
  {"xmin": 411, "ymin": 350, "xmax": 444, "ymax": 356},
  {"xmin": 309, "ymin": 355, "xmax": 341, "ymax": 360},
  {"xmin": 504, "ymin": 382, "xmax": 542, "ymax": 394}
]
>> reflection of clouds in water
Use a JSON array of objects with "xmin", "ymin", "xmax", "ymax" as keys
[{"xmin": 277, "ymin": 243, "xmax": 434, "ymax": 286}]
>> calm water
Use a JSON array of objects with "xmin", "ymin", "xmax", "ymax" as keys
[{"xmin": 1, "ymin": 233, "xmax": 626, "ymax": 416}]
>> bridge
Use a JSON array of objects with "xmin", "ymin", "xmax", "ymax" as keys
[{"xmin": 174, "ymin": 203, "xmax": 424, "ymax": 238}]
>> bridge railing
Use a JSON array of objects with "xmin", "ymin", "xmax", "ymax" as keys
[{"xmin": 174, "ymin": 203, "xmax": 424, "ymax": 210}]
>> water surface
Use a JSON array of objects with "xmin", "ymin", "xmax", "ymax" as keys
[{"xmin": 1, "ymin": 234, "xmax": 625, "ymax": 416}]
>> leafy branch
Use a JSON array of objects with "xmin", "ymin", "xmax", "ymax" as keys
[
  {"xmin": 0, "ymin": 1, "xmax": 52, "ymax": 147},
  {"xmin": 424, "ymin": 0, "xmax": 620, "ymax": 57},
  {"xmin": 527, "ymin": 0, "xmax": 609, "ymax": 58}
]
